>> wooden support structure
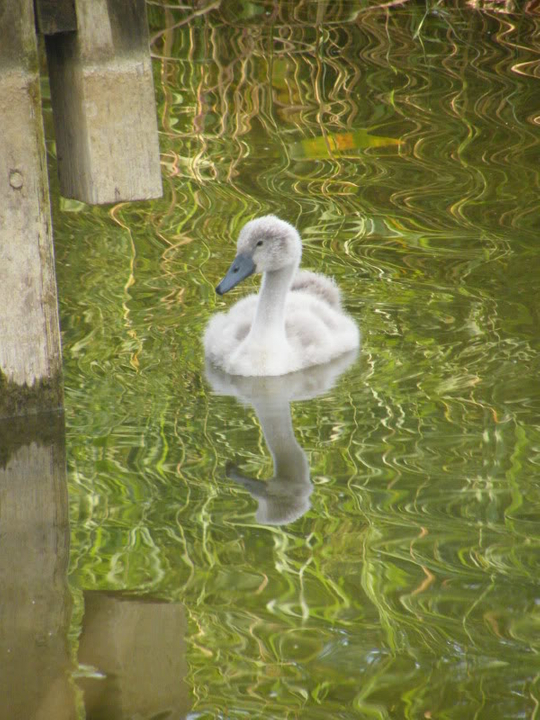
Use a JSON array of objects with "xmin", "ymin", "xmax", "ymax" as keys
[
  {"xmin": 0, "ymin": 0, "xmax": 63, "ymax": 416},
  {"xmin": 34, "ymin": 0, "xmax": 77, "ymax": 34},
  {"xmin": 45, "ymin": 0, "xmax": 163, "ymax": 204},
  {"xmin": 0, "ymin": 0, "xmax": 162, "ymax": 417}
]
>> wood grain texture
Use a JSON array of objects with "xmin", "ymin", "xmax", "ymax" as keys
[
  {"xmin": 34, "ymin": 0, "xmax": 77, "ymax": 34},
  {"xmin": 0, "ymin": 0, "xmax": 63, "ymax": 414},
  {"xmin": 46, "ymin": 0, "xmax": 163, "ymax": 204}
]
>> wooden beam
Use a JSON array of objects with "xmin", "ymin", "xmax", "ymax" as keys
[
  {"xmin": 45, "ymin": 0, "xmax": 163, "ymax": 204},
  {"xmin": 34, "ymin": 0, "xmax": 77, "ymax": 34},
  {"xmin": 0, "ymin": 0, "xmax": 63, "ymax": 417}
]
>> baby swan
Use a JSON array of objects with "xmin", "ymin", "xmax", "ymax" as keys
[{"xmin": 204, "ymin": 215, "xmax": 359, "ymax": 377}]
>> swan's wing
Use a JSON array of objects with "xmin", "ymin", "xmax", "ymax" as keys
[
  {"xmin": 291, "ymin": 270, "xmax": 342, "ymax": 309},
  {"xmin": 285, "ymin": 292, "xmax": 360, "ymax": 366}
]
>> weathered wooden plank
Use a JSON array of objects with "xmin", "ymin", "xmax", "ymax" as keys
[
  {"xmin": 45, "ymin": 0, "xmax": 163, "ymax": 204},
  {"xmin": 0, "ymin": 0, "xmax": 63, "ymax": 417},
  {"xmin": 0, "ymin": 415, "xmax": 73, "ymax": 719},
  {"xmin": 34, "ymin": 0, "xmax": 77, "ymax": 34}
]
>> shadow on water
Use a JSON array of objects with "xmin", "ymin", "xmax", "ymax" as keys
[{"xmin": 206, "ymin": 350, "xmax": 357, "ymax": 525}]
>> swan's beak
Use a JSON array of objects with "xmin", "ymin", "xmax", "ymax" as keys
[{"xmin": 216, "ymin": 253, "xmax": 256, "ymax": 295}]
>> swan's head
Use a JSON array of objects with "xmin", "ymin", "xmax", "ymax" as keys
[{"xmin": 216, "ymin": 215, "xmax": 302, "ymax": 295}]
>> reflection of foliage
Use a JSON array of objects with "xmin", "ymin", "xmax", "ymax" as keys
[
  {"xmin": 49, "ymin": 1, "xmax": 540, "ymax": 718},
  {"xmin": 146, "ymin": 0, "xmax": 540, "ymax": 241}
]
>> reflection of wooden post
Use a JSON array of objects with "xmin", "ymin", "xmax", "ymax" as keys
[
  {"xmin": 45, "ymin": 0, "xmax": 163, "ymax": 204},
  {"xmin": 0, "ymin": 0, "xmax": 63, "ymax": 416},
  {"xmin": 78, "ymin": 593, "xmax": 190, "ymax": 719},
  {"xmin": 0, "ymin": 415, "xmax": 73, "ymax": 720}
]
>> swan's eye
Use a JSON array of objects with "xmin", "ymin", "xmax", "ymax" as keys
[{"xmin": 257, "ymin": 240, "xmax": 263, "ymax": 247}]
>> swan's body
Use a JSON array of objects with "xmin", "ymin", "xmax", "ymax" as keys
[{"xmin": 204, "ymin": 215, "xmax": 360, "ymax": 377}]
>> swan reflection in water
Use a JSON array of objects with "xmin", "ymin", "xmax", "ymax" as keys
[{"xmin": 205, "ymin": 350, "xmax": 357, "ymax": 526}]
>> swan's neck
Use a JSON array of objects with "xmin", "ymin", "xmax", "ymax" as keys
[
  {"xmin": 252, "ymin": 398, "xmax": 309, "ymax": 484},
  {"xmin": 249, "ymin": 263, "xmax": 297, "ymax": 343}
]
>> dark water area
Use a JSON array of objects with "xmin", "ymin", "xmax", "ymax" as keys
[{"xmin": 43, "ymin": 1, "xmax": 540, "ymax": 718}]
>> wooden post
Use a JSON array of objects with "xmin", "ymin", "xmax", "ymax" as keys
[
  {"xmin": 0, "ymin": 0, "xmax": 63, "ymax": 417},
  {"xmin": 0, "ymin": 415, "xmax": 74, "ymax": 719},
  {"xmin": 34, "ymin": 0, "xmax": 77, "ymax": 34},
  {"xmin": 44, "ymin": 0, "xmax": 163, "ymax": 204}
]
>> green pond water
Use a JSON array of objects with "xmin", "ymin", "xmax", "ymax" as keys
[{"xmin": 46, "ymin": 2, "xmax": 540, "ymax": 718}]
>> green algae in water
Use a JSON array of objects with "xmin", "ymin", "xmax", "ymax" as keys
[{"xmin": 0, "ymin": 369, "xmax": 63, "ymax": 418}]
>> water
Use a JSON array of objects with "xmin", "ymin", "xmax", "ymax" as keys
[{"xmin": 43, "ymin": 2, "xmax": 540, "ymax": 718}]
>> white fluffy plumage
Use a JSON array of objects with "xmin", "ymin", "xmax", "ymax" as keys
[{"xmin": 204, "ymin": 216, "xmax": 360, "ymax": 377}]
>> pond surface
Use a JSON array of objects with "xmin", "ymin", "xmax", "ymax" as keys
[{"xmin": 49, "ymin": 2, "xmax": 540, "ymax": 718}]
